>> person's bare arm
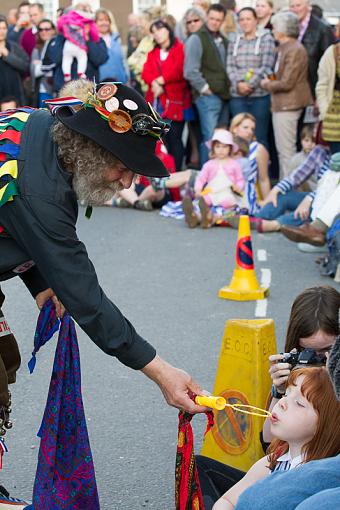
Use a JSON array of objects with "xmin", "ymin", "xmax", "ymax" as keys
[{"xmin": 256, "ymin": 143, "xmax": 271, "ymax": 199}]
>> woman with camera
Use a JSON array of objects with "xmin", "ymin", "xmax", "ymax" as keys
[{"xmin": 262, "ymin": 285, "xmax": 340, "ymax": 445}]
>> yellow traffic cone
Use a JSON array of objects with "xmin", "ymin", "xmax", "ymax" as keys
[{"xmin": 219, "ymin": 215, "xmax": 269, "ymax": 301}]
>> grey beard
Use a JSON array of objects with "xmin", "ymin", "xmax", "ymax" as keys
[{"xmin": 72, "ymin": 169, "xmax": 123, "ymax": 206}]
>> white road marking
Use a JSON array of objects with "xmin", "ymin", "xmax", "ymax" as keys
[
  {"xmin": 255, "ymin": 298, "xmax": 268, "ymax": 317},
  {"xmin": 254, "ymin": 268, "xmax": 272, "ymax": 317},
  {"xmin": 260, "ymin": 268, "xmax": 272, "ymax": 288},
  {"xmin": 257, "ymin": 249, "xmax": 267, "ymax": 262}
]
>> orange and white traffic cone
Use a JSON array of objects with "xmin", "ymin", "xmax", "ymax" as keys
[{"xmin": 219, "ymin": 215, "xmax": 269, "ymax": 301}]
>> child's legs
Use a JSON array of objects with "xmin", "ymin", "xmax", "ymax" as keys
[
  {"xmin": 118, "ymin": 184, "xmax": 138, "ymax": 205},
  {"xmin": 138, "ymin": 185, "xmax": 165, "ymax": 203},
  {"xmin": 276, "ymin": 211, "xmax": 305, "ymax": 227},
  {"xmin": 202, "ymin": 194, "xmax": 213, "ymax": 207},
  {"xmin": 75, "ymin": 47, "xmax": 88, "ymax": 76},
  {"xmin": 166, "ymin": 169, "xmax": 192, "ymax": 189},
  {"xmin": 62, "ymin": 40, "xmax": 77, "ymax": 77},
  {"xmin": 256, "ymin": 191, "xmax": 308, "ymax": 221}
]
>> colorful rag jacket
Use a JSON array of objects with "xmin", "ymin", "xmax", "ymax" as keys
[{"xmin": 0, "ymin": 108, "xmax": 34, "ymax": 209}]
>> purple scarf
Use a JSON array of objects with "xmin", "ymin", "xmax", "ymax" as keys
[{"xmin": 29, "ymin": 300, "xmax": 100, "ymax": 509}]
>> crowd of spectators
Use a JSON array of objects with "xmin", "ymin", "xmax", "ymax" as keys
[{"xmin": 0, "ymin": 0, "xmax": 340, "ymax": 277}]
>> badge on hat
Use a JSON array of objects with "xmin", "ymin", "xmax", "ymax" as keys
[
  {"xmin": 97, "ymin": 84, "xmax": 117, "ymax": 101},
  {"xmin": 80, "ymin": 82, "xmax": 171, "ymax": 139},
  {"xmin": 108, "ymin": 110, "xmax": 132, "ymax": 133}
]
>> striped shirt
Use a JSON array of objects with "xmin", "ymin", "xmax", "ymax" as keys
[
  {"xmin": 272, "ymin": 451, "xmax": 303, "ymax": 473},
  {"xmin": 227, "ymin": 30, "xmax": 275, "ymax": 97},
  {"xmin": 275, "ymin": 145, "xmax": 331, "ymax": 200},
  {"xmin": 246, "ymin": 141, "xmax": 261, "ymax": 215}
]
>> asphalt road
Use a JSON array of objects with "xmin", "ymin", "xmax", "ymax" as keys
[{"xmin": 1, "ymin": 206, "xmax": 338, "ymax": 509}]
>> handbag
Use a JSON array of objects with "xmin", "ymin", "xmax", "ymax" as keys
[{"xmin": 322, "ymin": 44, "xmax": 340, "ymax": 142}]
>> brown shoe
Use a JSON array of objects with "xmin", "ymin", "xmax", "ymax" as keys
[
  {"xmin": 198, "ymin": 197, "xmax": 213, "ymax": 229},
  {"xmin": 182, "ymin": 197, "xmax": 199, "ymax": 228},
  {"xmin": 281, "ymin": 223, "xmax": 326, "ymax": 246}
]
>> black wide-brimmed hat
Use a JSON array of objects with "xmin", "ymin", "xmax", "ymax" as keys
[{"xmin": 53, "ymin": 83, "xmax": 170, "ymax": 178}]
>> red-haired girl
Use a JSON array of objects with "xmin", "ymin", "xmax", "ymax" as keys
[{"xmin": 213, "ymin": 366, "xmax": 340, "ymax": 510}]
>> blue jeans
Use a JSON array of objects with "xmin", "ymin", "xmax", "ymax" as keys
[
  {"xmin": 195, "ymin": 94, "xmax": 229, "ymax": 164},
  {"xmin": 329, "ymin": 142, "xmax": 340, "ymax": 155},
  {"xmin": 230, "ymin": 95, "xmax": 271, "ymax": 150},
  {"xmin": 255, "ymin": 191, "xmax": 309, "ymax": 226},
  {"xmin": 38, "ymin": 92, "xmax": 53, "ymax": 108}
]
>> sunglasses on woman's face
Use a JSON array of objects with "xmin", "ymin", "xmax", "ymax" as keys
[
  {"xmin": 186, "ymin": 19, "xmax": 200, "ymax": 25},
  {"xmin": 38, "ymin": 27, "xmax": 52, "ymax": 32}
]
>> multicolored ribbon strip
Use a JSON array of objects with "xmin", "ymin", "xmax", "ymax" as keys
[{"xmin": 0, "ymin": 108, "xmax": 34, "ymax": 208}]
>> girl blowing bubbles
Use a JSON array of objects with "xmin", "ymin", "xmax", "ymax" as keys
[
  {"xmin": 213, "ymin": 367, "xmax": 340, "ymax": 510},
  {"xmin": 182, "ymin": 130, "xmax": 245, "ymax": 228}
]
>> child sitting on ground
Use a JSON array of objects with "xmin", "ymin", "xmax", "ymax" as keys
[
  {"xmin": 182, "ymin": 130, "xmax": 245, "ymax": 228},
  {"xmin": 213, "ymin": 366, "xmax": 340, "ymax": 510},
  {"xmin": 287, "ymin": 125, "xmax": 316, "ymax": 189}
]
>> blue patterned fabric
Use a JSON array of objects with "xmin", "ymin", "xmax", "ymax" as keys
[
  {"xmin": 28, "ymin": 299, "xmax": 60, "ymax": 374},
  {"xmin": 247, "ymin": 141, "xmax": 261, "ymax": 216},
  {"xmin": 31, "ymin": 302, "xmax": 100, "ymax": 509}
]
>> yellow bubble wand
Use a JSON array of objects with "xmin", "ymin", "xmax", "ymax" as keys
[{"xmin": 195, "ymin": 395, "xmax": 272, "ymax": 419}]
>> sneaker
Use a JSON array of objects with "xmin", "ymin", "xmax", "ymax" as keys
[
  {"xmin": 0, "ymin": 485, "xmax": 30, "ymax": 509},
  {"xmin": 182, "ymin": 197, "xmax": 199, "ymax": 228},
  {"xmin": 113, "ymin": 197, "xmax": 133, "ymax": 208},
  {"xmin": 133, "ymin": 199, "xmax": 153, "ymax": 211},
  {"xmin": 297, "ymin": 242, "xmax": 328, "ymax": 253},
  {"xmin": 198, "ymin": 197, "xmax": 213, "ymax": 229}
]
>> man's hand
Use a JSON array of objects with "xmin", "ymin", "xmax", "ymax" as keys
[
  {"xmin": 141, "ymin": 355, "xmax": 209, "ymax": 413},
  {"xmin": 236, "ymin": 81, "xmax": 253, "ymax": 96},
  {"xmin": 294, "ymin": 195, "xmax": 312, "ymax": 221},
  {"xmin": 260, "ymin": 187, "xmax": 280, "ymax": 208},
  {"xmin": 35, "ymin": 288, "xmax": 65, "ymax": 318}
]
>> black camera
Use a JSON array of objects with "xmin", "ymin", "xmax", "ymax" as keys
[{"xmin": 282, "ymin": 349, "xmax": 327, "ymax": 367}]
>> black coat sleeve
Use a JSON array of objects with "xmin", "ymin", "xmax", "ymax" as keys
[
  {"xmin": 19, "ymin": 265, "xmax": 49, "ymax": 298},
  {"xmin": 1, "ymin": 195, "xmax": 156, "ymax": 370},
  {"xmin": 87, "ymin": 38, "xmax": 109, "ymax": 68}
]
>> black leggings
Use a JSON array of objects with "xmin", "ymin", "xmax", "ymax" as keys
[
  {"xmin": 164, "ymin": 120, "xmax": 185, "ymax": 171},
  {"xmin": 196, "ymin": 455, "xmax": 245, "ymax": 510}
]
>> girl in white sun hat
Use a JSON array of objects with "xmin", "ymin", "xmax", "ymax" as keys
[{"xmin": 182, "ymin": 129, "xmax": 245, "ymax": 228}]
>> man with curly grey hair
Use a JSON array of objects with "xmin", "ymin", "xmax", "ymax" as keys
[{"xmin": 0, "ymin": 82, "xmax": 208, "ymax": 507}]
